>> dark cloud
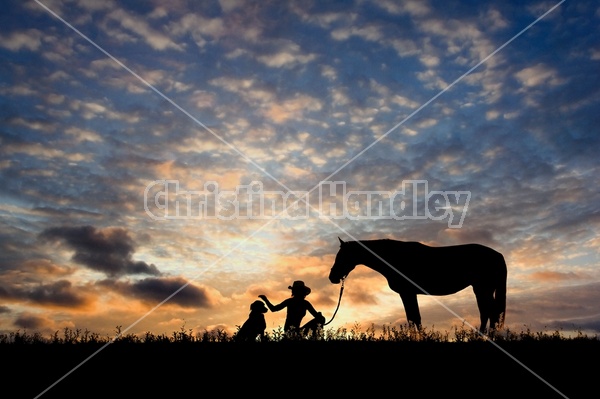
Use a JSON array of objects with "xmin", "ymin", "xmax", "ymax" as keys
[
  {"xmin": 0, "ymin": 305, "xmax": 11, "ymax": 314},
  {"xmin": 0, "ymin": 279, "xmax": 89, "ymax": 308},
  {"xmin": 347, "ymin": 289, "xmax": 379, "ymax": 306},
  {"xmin": 552, "ymin": 318, "xmax": 600, "ymax": 335},
  {"xmin": 99, "ymin": 277, "xmax": 216, "ymax": 308},
  {"xmin": 39, "ymin": 225, "xmax": 161, "ymax": 277},
  {"xmin": 507, "ymin": 282, "xmax": 600, "ymax": 333},
  {"xmin": 0, "ymin": 284, "xmax": 11, "ymax": 299},
  {"xmin": 13, "ymin": 314, "xmax": 47, "ymax": 330},
  {"xmin": 0, "ymin": 222, "xmax": 48, "ymax": 272},
  {"xmin": 28, "ymin": 280, "xmax": 89, "ymax": 307}
]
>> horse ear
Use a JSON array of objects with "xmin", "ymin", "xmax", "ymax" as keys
[{"xmin": 338, "ymin": 237, "xmax": 345, "ymax": 245}]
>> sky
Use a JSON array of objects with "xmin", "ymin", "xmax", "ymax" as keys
[{"xmin": 0, "ymin": 0, "xmax": 599, "ymax": 340}]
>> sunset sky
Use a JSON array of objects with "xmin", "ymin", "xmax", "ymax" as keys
[{"xmin": 1, "ymin": 0, "xmax": 599, "ymax": 340}]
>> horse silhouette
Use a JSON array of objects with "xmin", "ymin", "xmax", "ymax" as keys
[{"xmin": 329, "ymin": 238, "xmax": 506, "ymax": 332}]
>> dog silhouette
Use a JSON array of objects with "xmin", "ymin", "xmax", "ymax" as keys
[{"xmin": 235, "ymin": 300, "xmax": 268, "ymax": 342}]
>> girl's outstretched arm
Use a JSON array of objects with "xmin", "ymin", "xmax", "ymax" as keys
[{"xmin": 258, "ymin": 295, "xmax": 287, "ymax": 312}]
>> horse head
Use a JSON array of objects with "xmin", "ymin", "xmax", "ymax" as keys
[{"xmin": 329, "ymin": 237, "xmax": 356, "ymax": 284}]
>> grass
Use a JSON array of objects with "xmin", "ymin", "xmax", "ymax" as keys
[
  {"xmin": 1, "ymin": 322, "xmax": 596, "ymax": 345},
  {"xmin": 2, "ymin": 323, "xmax": 597, "ymax": 398}
]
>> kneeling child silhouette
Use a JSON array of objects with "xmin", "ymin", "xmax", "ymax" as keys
[{"xmin": 259, "ymin": 280, "xmax": 325, "ymax": 336}]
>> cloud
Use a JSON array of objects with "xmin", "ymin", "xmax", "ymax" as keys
[
  {"xmin": 376, "ymin": 0, "xmax": 431, "ymax": 17},
  {"xmin": 68, "ymin": 99, "xmax": 141, "ymax": 123},
  {"xmin": 527, "ymin": 271, "xmax": 587, "ymax": 282},
  {"xmin": 17, "ymin": 259, "xmax": 74, "ymax": 279},
  {"xmin": 262, "ymin": 94, "xmax": 323, "ymax": 123},
  {"xmin": 515, "ymin": 63, "xmax": 565, "ymax": 87},
  {"xmin": 255, "ymin": 39, "xmax": 318, "ymax": 68},
  {"xmin": 444, "ymin": 228, "xmax": 497, "ymax": 247},
  {"xmin": 100, "ymin": 277, "xmax": 220, "ymax": 308},
  {"xmin": 39, "ymin": 226, "xmax": 161, "ymax": 277},
  {"xmin": 510, "ymin": 282, "xmax": 600, "ymax": 333},
  {"xmin": 219, "ymin": 0, "xmax": 244, "ymax": 13},
  {"xmin": 170, "ymin": 14, "xmax": 226, "ymax": 48},
  {"xmin": 346, "ymin": 287, "xmax": 380, "ymax": 306},
  {"xmin": 28, "ymin": 280, "xmax": 90, "ymax": 307},
  {"xmin": 0, "ymin": 0, "xmax": 598, "ymax": 338},
  {"xmin": 13, "ymin": 313, "xmax": 48, "ymax": 330},
  {"xmin": 107, "ymin": 8, "xmax": 183, "ymax": 51},
  {"xmin": 0, "ymin": 140, "xmax": 82, "ymax": 162},
  {"xmin": 64, "ymin": 127, "xmax": 104, "ymax": 143},
  {"xmin": 556, "ymin": 315, "xmax": 600, "ymax": 334},
  {"xmin": 331, "ymin": 25, "xmax": 383, "ymax": 42},
  {"xmin": 0, "ymin": 278, "xmax": 90, "ymax": 309},
  {"xmin": 0, "ymin": 29, "xmax": 43, "ymax": 51}
]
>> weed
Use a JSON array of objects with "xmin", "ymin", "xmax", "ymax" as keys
[{"xmin": 0, "ymin": 323, "xmax": 597, "ymax": 345}]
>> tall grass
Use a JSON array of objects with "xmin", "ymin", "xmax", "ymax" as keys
[{"xmin": 1, "ymin": 323, "xmax": 596, "ymax": 345}]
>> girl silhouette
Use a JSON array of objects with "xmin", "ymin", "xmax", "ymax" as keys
[{"xmin": 259, "ymin": 280, "xmax": 325, "ymax": 335}]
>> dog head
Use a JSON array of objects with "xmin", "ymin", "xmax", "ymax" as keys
[{"xmin": 250, "ymin": 300, "xmax": 268, "ymax": 314}]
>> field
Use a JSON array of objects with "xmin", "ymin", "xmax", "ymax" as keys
[{"xmin": 2, "ymin": 325, "xmax": 597, "ymax": 399}]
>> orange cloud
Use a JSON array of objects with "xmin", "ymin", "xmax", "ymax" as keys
[
  {"xmin": 262, "ymin": 95, "xmax": 322, "ymax": 123},
  {"xmin": 527, "ymin": 271, "xmax": 583, "ymax": 282},
  {"xmin": 13, "ymin": 311, "xmax": 64, "ymax": 331},
  {"xmin": 20, "ymin": 259, "xmax": 74, "ymax": 277}
]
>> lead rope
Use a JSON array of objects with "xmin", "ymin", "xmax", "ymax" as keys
[{"xmin": 323, "ymin": 277, "xmax": 345, "ymax": 326}]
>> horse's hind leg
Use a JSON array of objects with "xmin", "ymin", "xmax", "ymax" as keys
[{"xmin": 473, "ymin": 286, "xmax": 494, "ymax": 333}]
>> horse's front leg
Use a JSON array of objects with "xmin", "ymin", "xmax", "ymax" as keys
[{"xmin": 399, "ymin": 291, "xmax": 422, "ymax": 329}]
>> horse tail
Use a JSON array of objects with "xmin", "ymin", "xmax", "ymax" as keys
[{"xmin": 494, "ymin": 254, "xmax": 507, "ymax": 329}]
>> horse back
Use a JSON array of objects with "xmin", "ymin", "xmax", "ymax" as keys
[{"xmin": 383, "ymin": 241, "xmax": 506, "ymax": 295}]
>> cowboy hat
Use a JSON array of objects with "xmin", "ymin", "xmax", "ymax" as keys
[{"xmin": 288, "ymin": 280, "xmax": 311, "ymax": 295}]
